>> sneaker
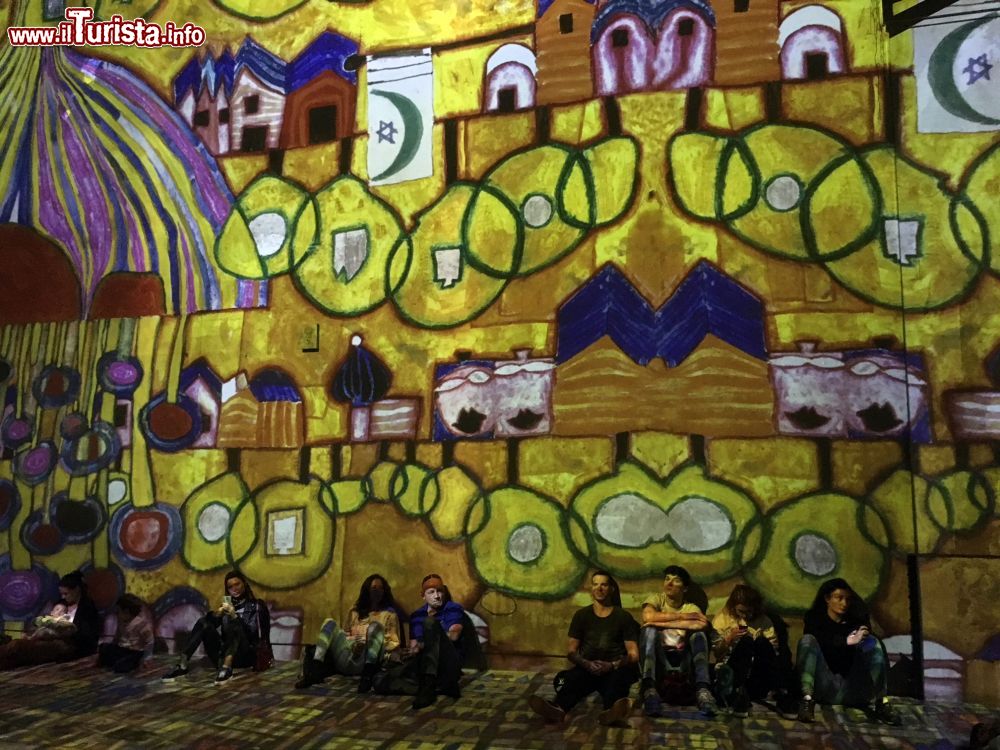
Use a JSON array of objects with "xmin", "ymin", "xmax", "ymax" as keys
[
  {"xmin": 797, "ymin": 696, "xmax": 815, "ymax": 723},
  {"xmin": 696, "ymin": 687, "xmax": 717, "ymax": 718},
  {"xmin": 871, "ymin": 700, "xmax": 902, "ymax": 726},
  {"xmin": 599, "ymin": 697, "xmax": 632, "ymax": 726},
  {"xmin": 161, "ymin": 665, "xmax": 189, "ymax": 682},
  {"xmin": 643, "ymin": 690, "xmax": 664, "ymax": 717},
  {"xmin": 528, "ymin": 695, "xmax": 566, "ymax": 724},
  {"xmin": 214, "ymin": 666, "xmax": 233, "ymax": 684}
]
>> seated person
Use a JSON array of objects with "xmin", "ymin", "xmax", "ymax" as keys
[
  {"xmin": 162, "ymin": 570, "xmax": 270, "ymax": 684},
  {"xmin": 796, "ymin": 578, "xmax": 900, "ymax": 725},
  {"xmin": 295, "ymin": 573, "xmax": 402, "ymax": 692},
  {"xmin": 408, "ymin": 573, "xmax": 464, "ymax": 710},
  {"xmin": 97, "ymin": 594, "xmax": 154, "ymax": 674},
  {"xmin": 528, "ymin": 570, "xmax": 639, "ymax": 727},
  {"xmin": 639, "ymin": 565, "xmax": 716, "ymax": 717},
  {"xmin": 0, "ymin": 571, "xmax": 100, "ymax": 670},
  {"xmin": 711, "ymin": 584, "xmax": 790, "ymax": 716},
  {"xmin": 31, "ymin": 602, "xmax": 77, "ymax": 640}
]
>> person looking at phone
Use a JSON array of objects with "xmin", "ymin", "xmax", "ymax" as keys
[
  {"xmin": 295, "ymin": 573, "xmax": 402, "ymax": 692},
  {"xmin": 796, "ymin": 578, "xmax": 900, "ymax": 725},
  {"xmin": 711, "ymin": 584, "xmax": 792, "ymax": 716},
  {"xmin": 408, "ymin": 573, "xmax": 465, "ymax": 710},
  {"xmin": 162, "ymin": 571, "xmax": 270, "ymax": 684}
]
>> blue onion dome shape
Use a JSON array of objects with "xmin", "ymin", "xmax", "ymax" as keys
[{"xmin": 330, "ymin": 334, "xmax": 392, "ymax": 407}]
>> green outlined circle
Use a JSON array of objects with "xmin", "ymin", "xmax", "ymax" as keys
[
  {"xmin": 390, "ymin": 184, "xmax": 512, "ymax": 329},
  {"xmin": 467, "ymin": 486, "xmax": 586, "ymax": 599},
  {"xmin": 215, "ymin": 175, "xmax": 317, "ymax": 280},
  {"xmin": 471, "ymin": 143, "xmax": 590, "ymax": 277},
  {"xmin": 292, "ymin": 174, "xmax": 406, "ymax": 316},
  {"xmin": 801, "ymin": 149, "xmax": 882, "ymax": 262},
  {"xmin": 744, "ymin": 492, "xmax": 888, "ymax": 613},
  {"xmin": 180, "ymin": 472, "xmax": 254, "ymax": 573},
  {"xmin": 958, "ymin": 140, "xmax": 1000, "ymax": 276},
  {"xmin": 822, "ymin": 147, "xmax": 987, "ymax": 311},
  {"xmin": 727, "ymin": 124, "xmax": 854, "ymax": 260}
]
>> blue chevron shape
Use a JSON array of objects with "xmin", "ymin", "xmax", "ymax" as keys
[{"xmin": 556, "ymin": 262, "xmax": 767, "ymax": 366}]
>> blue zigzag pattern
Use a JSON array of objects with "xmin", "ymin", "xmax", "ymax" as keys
[{"xmin": 556, "ymin": 261, "xmax": 768, "ymax": 366}]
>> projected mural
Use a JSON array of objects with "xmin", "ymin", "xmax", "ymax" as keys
[{"xmin": 0, "ymin": 0, "xmax": 998, "ymax": 705}]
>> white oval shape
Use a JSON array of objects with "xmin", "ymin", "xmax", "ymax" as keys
[
  {"xmin": 507, "ymin": 524, "xmax": 544, "ymax": 563},
  {"xmin": 197, "ymin": 502, "xmax": 231, "ymax": 543},
  {"xmin": 764, "ymin": 175, "xmax": 802, "ymax": 212},
  {"xmin": 794, "ymin": 533, "xmax": 838, "ymax": 576},
  {"xmin": 522, "ymin": 195, "xmax": 553, "ymax": 228},
  {"xmin": 107, "ymin": 478, "xmax": 128, "ymax": 505},
  {"xmin": 595, "ymin": 494, "xmax": 671, "ymax": 547},
  {"xmin": 666, "ymin": 497, "xmax": 733, "ymax": 552},
  {"xmin": 248, "ymin": 212, "xmax": 287, "ymax": 258}
]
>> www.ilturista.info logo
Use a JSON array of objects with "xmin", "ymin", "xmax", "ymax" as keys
[{"xmin": 7, "ymin": 7, "xmax": 206, "ymax": 48}]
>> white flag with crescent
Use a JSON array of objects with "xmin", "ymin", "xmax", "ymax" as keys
[
  {"xmin": 914, "ymin": 1, "xmax": 1000, "ymax": 133},
  {"xmin": 366, "ymin": 49, "xmax": 434, "ymax": 186}
]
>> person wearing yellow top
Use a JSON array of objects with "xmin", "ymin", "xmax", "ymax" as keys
[
  {"xmin": 711, "ymin": 584, "xmax": 788, "ymax": 717},
  {"xmin": 295, "ymin": 574, "xmax": 403, "ymax": 692},
  {"xmin": 639, "ymin": 565, "xmax": 716, "ymax": 718}
]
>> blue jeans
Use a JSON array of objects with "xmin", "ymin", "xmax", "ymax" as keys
[
  {"xmin": 796, "ymin": 634, "xmax": 888, "ymax": 706},
  {"xmin": 640, "ymin": 626, "xmax": 711, "ymax": 688}
]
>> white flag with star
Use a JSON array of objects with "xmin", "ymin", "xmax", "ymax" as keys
[
  {"xmin": 914, "ymin": 1, "xmax": 1000, "ymax": 133},
  {"xmin": 366, "ymin": 49, "xmax": 434, "ymax": 186}
]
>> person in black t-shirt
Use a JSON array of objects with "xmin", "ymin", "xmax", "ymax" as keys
[
  {"xmin": 796, "ymin": 578, "xmax": 900, "ymax": 726},
  {"xmin": 528, "ymin": 570, "xmax": 639, "ymax": 726}
]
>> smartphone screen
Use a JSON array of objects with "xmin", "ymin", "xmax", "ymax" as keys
[{"xmin": 223, "ymin": 595, "xmax": 232, "ymax": 606}]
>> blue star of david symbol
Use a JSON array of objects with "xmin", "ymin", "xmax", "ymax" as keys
[
  {"xmin": 377, "ymin": 120, "xmax": 398, "ymax": 144},
  {"xmin": 963, "ymin": 53, "xmax": 992, "ymax": 85}
]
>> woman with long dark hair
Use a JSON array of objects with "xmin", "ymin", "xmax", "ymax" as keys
[
  {"xmin": 162, "ymin": 570, "xmax": 270, "ymax": 684},
  {"xmin": 295, "ymin": 573, "xmax": 402, "ymax": 692},
  {"xmin": 0, "ymin": 570, "xmax": 100, "ymax": 670},
  {"xmin": 796, "ymin": 578, "xmax": 899, "ymax": 725}
]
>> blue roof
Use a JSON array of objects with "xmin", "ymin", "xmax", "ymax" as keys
[
  {"xmin": 215, "ymin": 49, "xmax": 236, "ymax": 96},
  {"xmin": 173, "ymin": 55, "xmax": 202, "ymax": 103},
  {"xmin": 179, "ymin": 358, "xmax": 222, "ymax": 395},
  {"xmin": 556, "ymin": 261, "xmax": 767, "ymax": 366},
  {"xmin": 250, "ymin": 369, "xmax": 302, "ymax": 402},
  {"xmin": 287, "ymin": 31, "xmax": 359, "ymax": 92},
  {"xmin": 236, "ymin": 37, "xmax": 288, "ymax": 92},
  {"xmin": 593, "ymin": 0, "xmax": 716, "ymax": 41}
]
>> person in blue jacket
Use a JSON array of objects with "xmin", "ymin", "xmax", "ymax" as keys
[{"xmin": 408, "ymin": 573, "xmax": 464, "ymax": 710}]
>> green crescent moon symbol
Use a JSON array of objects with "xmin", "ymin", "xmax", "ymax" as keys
[
  {"xmin": 371, "ymin": 89, "xmax": 425, "ymax": 182},
  {"xmin": 927, "ymin": 13, "xmax": 1000, "ymax": 126}
]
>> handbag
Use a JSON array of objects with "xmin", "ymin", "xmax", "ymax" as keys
[{"xmin": 253, "ymin": 602, "xmax": 274, "ymax": 672}]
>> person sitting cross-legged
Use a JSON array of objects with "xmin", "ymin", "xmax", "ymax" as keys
[
  {"xmin": 409, "ymin": 573, "xmax": 465, "ymax": 710},
  {"xmin": 638, "ymin": 565, "xmax": 716, "ymax": 718},
  {"xmin": 528, "ymin": 570, "xmax": 640, "ymax": 727}
]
